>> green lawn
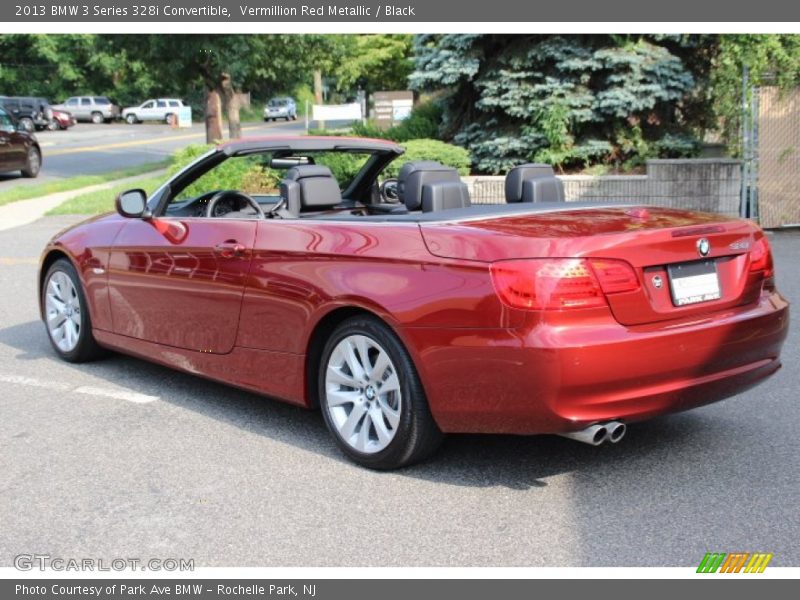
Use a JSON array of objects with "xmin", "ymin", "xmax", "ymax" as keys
[
  {"xmin": 47, "ymin": 175, "xmax": 165, "ymax": 216},
  {"xmin": 0, "ymin": 160, "xmax": 171, "ymax": 208}
]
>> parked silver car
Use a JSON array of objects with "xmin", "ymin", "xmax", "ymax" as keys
[
  {"xmin": 122, "ymin": 99, "xmax": 185, "ymax": 124},
  {"xmin": 51, "ymin": 96, "xmax": 120, "ymax": 123},
  {"xmin": 264, "ymin": 97, "xmax": 297, "ymax": 121}
]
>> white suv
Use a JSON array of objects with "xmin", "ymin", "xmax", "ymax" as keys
[{"xmin": 122, "ymin": 99, "xmax": 185, "ymax": 124}]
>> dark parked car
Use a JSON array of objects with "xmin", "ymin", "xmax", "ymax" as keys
[
  {"xmin": 0, "ymin": 106, "xmax": 41, "ymax": 177},
  {"xmin": 0, "ymin": 96, "xmax": 52, "ymax": 132}
]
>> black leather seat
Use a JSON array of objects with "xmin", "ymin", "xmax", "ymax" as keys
[
  {"xmin": 397, "ymin": 161, "xmax": 471, "ymax": 213},
  {"xmin": 280, "ymin": 165, "xmax": 342, "ymax": 217},
  {"xmin": 505, "ymin": 164, "xmax": 565, "ymax": 203}
]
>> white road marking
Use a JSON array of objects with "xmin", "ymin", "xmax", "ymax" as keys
[
  {"xmin": 74, "ymin": 385, "xmax": 158, "ymax": 404},
  {"xmin": 0, "ymin": 374, "xmax": 159, "ymax": 404}
]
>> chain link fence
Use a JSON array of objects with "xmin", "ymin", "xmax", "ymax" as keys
[{"xmin": 756, "ymin": 86, "xmax": 800, "ymax": 228}]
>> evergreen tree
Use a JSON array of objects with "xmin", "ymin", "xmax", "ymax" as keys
[{"xmin": 410, "ymin": 34, "xmax": 713, "ymax": 173}]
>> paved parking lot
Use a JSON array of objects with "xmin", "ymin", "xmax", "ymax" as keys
[{"xmin": 0, "ymin": 217, "xmax": 798, "ymax": 567}]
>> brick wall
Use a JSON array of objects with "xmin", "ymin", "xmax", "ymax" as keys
[{"xmin": 464, "ymin": 159, "xmax": 742, "ymax": 217}]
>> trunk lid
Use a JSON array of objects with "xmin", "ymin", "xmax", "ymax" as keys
[{"xmin": 420, "ymin": 206, "xmax": 766, "ymax": 325}]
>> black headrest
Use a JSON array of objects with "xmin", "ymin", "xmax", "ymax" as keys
[
  {"xmin": 505, "ymin": 164, "xmax": 565, "ymax": 203},
  {"xmin": 398, "ymin": 161, "xmax": 462, "ymax": 211},
  {"xmin": 281, "ymin": 164, "xmax": 341, "ymax": 212},
  {"xmin": 285, "ymin": 164, "xmax": 334, "ymax": 181},
  {"xmin": 420, "ymin": 180, "xmax": 471, "ymax": 213}
]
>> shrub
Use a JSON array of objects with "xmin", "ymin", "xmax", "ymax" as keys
[
  {"xmin": 169, "ymin": 143, "xmax": 280, "ymax": 197},
  {"xmin": 352, "ymin": 101, "xmax": 443, "ymax": 142},
  {"xmin": 385, "ymin": 139, "xmax": 471, "ymax": 177}
]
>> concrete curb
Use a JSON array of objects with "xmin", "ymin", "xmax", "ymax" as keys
[{"xmin": 0, "ymin": 169, "xmax": 168, "ymax": 232}]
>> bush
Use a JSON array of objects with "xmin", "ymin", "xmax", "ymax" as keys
[
  {"xmin": 352, "ymin": 101, "xmax": 443, "ymax": 142},
  {"xmin": 315, "ymin": 152, "xmax": 370, "ymax": 186},
  {"xmin": 169, "ymin": 143, "xmax": 280, "ymax": 197},
  {"xmin": 385, "ymin": 139, "xmax": 471, "ymax": 177},
  {"xmin": 293, "ymin": 84, "xmax": 315, "ymax": 117}
]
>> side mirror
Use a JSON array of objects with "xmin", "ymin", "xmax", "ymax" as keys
[{"xmin": 115, "ymin": 189, "xmax": 149, "ymax": 218}]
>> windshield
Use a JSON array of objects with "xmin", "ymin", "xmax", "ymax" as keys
[{"xmin": 269, "ymin": 99, "xmax": 288, "ymax": 107}]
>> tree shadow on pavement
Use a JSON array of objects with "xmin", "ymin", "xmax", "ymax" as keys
[{"xmin": 0, "ymin": 319, "xmax": 718, "ymax": 491}]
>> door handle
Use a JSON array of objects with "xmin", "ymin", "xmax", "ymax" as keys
[{"xmin": 214, "ymin": 240, "xmax": 247, "ymax": 258}]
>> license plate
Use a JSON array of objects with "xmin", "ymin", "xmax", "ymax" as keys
[{"xmin": 667, "ymin": 260, "xmax": 721, "ymax": 306}]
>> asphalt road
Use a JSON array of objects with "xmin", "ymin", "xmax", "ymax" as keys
[
  {"xmin": 0, "ymin": 119, "xmax": 307, "ymax": 190},
  {"xmin": 0, "ymin": 218, "xmax": 798, "ymax": 568}
]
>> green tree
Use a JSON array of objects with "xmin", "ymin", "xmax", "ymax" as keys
[
  {"xmin": 410, "ymin": 34, "xmax": 712, "ymax": 173},
  {"xmin": 0, "ymin": 34, "xmax": 154, "ymax": 103},
  {"xmin": 711, "ymin": 34, "xmax": 800, "ymax": 154},
  {"xmin": 333, "ymin": 35, "xmax": 414, "ymax": 95}
]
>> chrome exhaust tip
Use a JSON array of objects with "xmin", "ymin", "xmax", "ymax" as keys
[
  {"xmin": 605, "ymin": 421, "xmax": 627, "ymax": 444},
  {"xmin": 558, "ymin": 423, "xmax": 608, "ymax": 446}
]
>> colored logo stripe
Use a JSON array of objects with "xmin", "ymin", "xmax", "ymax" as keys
[{"xmin": 697, "ymin": 552, "xmax": 773, "ymax": 573}]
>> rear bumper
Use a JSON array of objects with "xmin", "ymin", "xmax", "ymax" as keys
[{"xmin": 401, "ymin": 291, "xmax": 789, "ymax": 434}]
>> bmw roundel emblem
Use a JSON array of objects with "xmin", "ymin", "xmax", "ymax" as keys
[{"xmin": 697, "ymin": 238, "xmax": 711, "ymax": 257}]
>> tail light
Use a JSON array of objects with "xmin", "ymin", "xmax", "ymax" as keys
[
  {"xmin": 490, "ymin": 258, "xmax": 639, "ymax": 310},
  {"xmin": 749, "ymin": 236, "xmax": 775, "ymax": 289}
]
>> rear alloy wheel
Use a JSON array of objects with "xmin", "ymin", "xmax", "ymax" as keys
[
  {"xmin": 125, "ymin": 114, "xmax": 138, "ymax": 124},
  {"xmin": 21, "ymin": 147, "xmax": 41, "ymax": 178},
  {"xmin": 42, "ymin": 259, "xmax": 104, "ymax": 363},
  {"xmin": 91, "ymin": 111, "xmax": 104, "ymax": 124},
  {"xmin": 319, "ymin": 316, "xmax": 442, "ymax": 469}
]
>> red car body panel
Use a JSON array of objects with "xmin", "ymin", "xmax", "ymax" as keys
[{"xmin": 40, "ymin": 194, "xmax": 789, "ymax": 436}]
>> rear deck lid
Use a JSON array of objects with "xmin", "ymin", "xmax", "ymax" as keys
[{"xmin": 420, "ymin": 206, "xmax": 767, "ymax": 325}]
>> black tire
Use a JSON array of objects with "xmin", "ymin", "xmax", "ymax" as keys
[
  {"xmin": 318, "ymin": 315, "xmax": 443, "ymax": 469},
  {"xmin": 90, "ymin": 111, "xmax": 104, "ymax": 124},
  {"xmin": 21, "ymin": 147, "xmax": 41, "ymax": 178},
  {"xmin": 125, "ymin": 114, "xmax": 138, "ymax": 125},
  {"xmin": 165, "ymin": 113, "xmax": 174, "ymax": 125},
  {"xmin": 41, "ymin": 258, "xmax": 105, "ymax": 363}
]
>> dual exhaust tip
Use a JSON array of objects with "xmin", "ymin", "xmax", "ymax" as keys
[{"xmin": 558, "ymin": 421, "xmax": 626, "ymax": 446}]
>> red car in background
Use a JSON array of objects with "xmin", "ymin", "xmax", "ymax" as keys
[
  {"xmin": 38, "ymin": 137, "xmax": 789, "ymax": 469},
  {"xmin": 50, "ymin": 109, "xmax": 77, "ymax": 130}
]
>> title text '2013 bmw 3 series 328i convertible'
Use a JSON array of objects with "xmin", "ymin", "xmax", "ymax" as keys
[{"xmin": 38, "ymin": 137, "xmax": 789, "ymax": 469}]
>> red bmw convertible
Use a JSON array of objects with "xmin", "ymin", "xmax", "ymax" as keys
[{"xmin": 39, "ymin": 137, "xmax": 789, "ymax": 469}]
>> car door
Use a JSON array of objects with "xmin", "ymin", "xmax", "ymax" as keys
[
  {"xmin": 107, "ymin": 216, "xmax": 258, "ymax": 354},
  {"xmin": 155, "ymin": 100, "xmax": 168, "ymax": 120},
  {"xmin": 79, "ymin": 97, "xmax": 92, "ymax": 120},
  {"xmin": 139, "ymin": 100, "xmax": 155, "ymax": 120},
  {"xmin": 63, "ymin": 97, "xmax": 80, "ymax": 118}
]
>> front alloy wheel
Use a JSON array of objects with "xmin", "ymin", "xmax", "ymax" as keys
[
  {"xmin": 319, "ymin": 316, "xmax": 442, "ymax": 469},
  {"xmin": 42, "ymin": 259, "xmax": 104, "ymax": 362}
]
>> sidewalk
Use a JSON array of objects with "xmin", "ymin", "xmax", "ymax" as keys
[{"xmin": 0, "ymin": 169, "xmax": 167, "ymax": 232}]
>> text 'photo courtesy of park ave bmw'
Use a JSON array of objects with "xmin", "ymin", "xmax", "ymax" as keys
[{"xmin": 1, "ymin": 31, "xmax": 798, "ymax": 571}]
